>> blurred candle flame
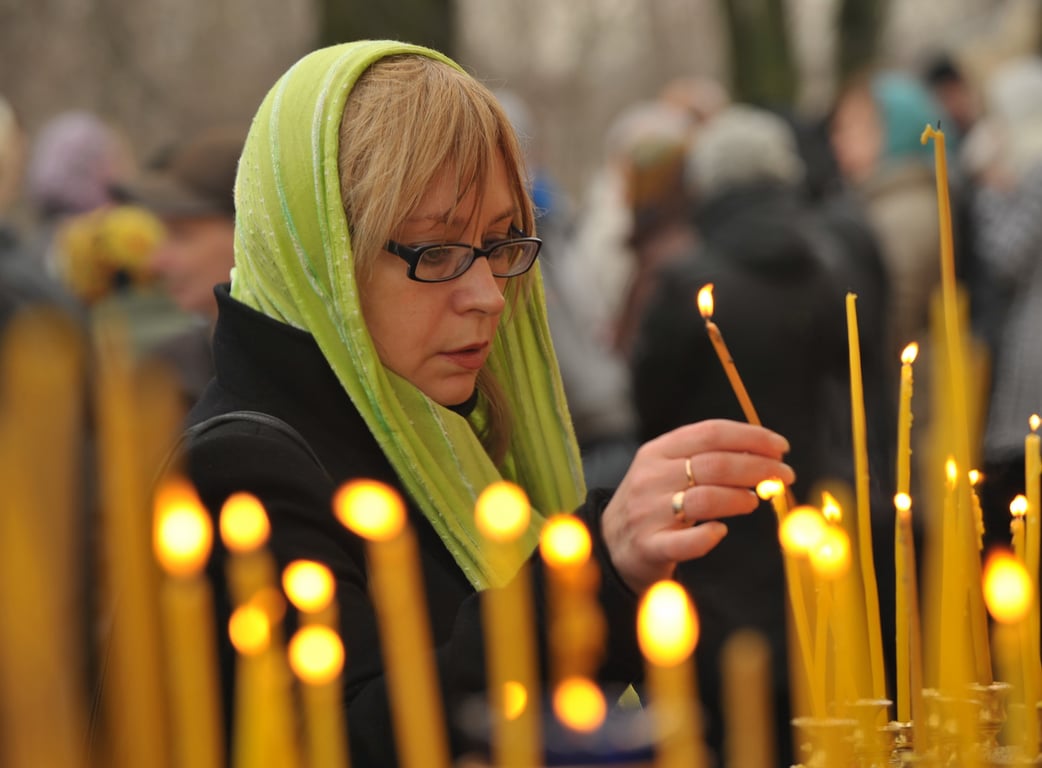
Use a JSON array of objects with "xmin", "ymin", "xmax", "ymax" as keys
[
  {"xmin": 895, "ymin": 493, "xmax": 912, "ymax": 514},
  {"xmin": 1031, "ymin": 414, "xmax": 1040, "ymax": 433},
  {"xmin": 282, "ymin": 560, "xmax": 335, "ymax": 614},
  {"xmin": 333, "ymin": 480, "xmax": 405, "ymax": 541},
  {"xmin": 154, "ymin": 478, "xmax": 212, "ymax": 577},
  {"xmin": 288, "ymin": 625, "xmax": 344, "ymax": 686},
  {"xmin": 1011, "ymin": 495, "xmax": 1029, "ymax": 519},
  {"xmin": 809, "ymin": 526, "xmax": 850, "ymax": 579},
  {"xmin": 539, "ymin": 516, "xmax": 591, "ymax": 568},
  {"xmin": 969, "ymin": 469, "xmax": 981, "ymax": 487},
  {"xmin": 637, "ymin": 581, "xmax": 699, "ymax": 667},
  {"xmin": 229, "ymin": 603, "xmax": 270, "ymax": 656},
  {"xmin": 755, "ymin": 478, "xmax": 785, "ymax": 501},
  {"xmin": 821, "ymin": 491, "xmax": 842, "ymax": 523},
  {"xmin": 552, "ymin": 676, "xmax": 606, "ymax": 733},
  {"xmin": 946, "ymin": 457, "xmax": 957, "ymax": 485},
  {"xmin": 901, "ymin": 343, "xmax": 919, "ymax": 365},
  {"xmin": 779, "ymin": 506, "xmax": 826, "ymax": 555},
  {"xmin": 475, "ymin": 481, "xmax": 530, "ymax": 543},
  {"xmin": 983, "ymin": 552, "xmax": 1033, "ymax": 624},
  {"xmin": 220, "ymin": 492, "xmax": 270, "ymax": 553},
  {"xmin": 696, "ymin": 284, "xmax": 714, "ymax": 319},
  {"xmin": 503, "ymin": 681, "xmax": 528, "ymax": 721}
]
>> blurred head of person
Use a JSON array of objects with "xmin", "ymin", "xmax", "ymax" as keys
[
  {"xmin": 0, "ymin": 96, "xmax": 24, "ymax": 217},
  {"xmin": 830, "ymin": 71, "xmax": 944, "ymax": 184},
  {"xmin": 114, "ymin": 126, "xmax": 244, "ymax": 320},
  {"xmin": 924, "ymin": 52, "xmax": 979, "ymax": 137},
  {"xmin": 25, "ymin": 110, "xmax": 134, "ymax": 221}
]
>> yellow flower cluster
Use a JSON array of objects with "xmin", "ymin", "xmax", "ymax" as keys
[{"xmin": 56, "ymin": 205, "xmax": 165, "ymax": 303}]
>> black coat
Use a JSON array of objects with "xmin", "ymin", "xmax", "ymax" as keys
[{"xmin": 184, "ymin": 285, "xmax": 644, "ymax": 766}]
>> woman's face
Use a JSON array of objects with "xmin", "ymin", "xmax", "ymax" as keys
[
  {"xmin": 359, "ymin": 154, "xmax": 515, "ymax": 406},
  {"xmin": 830, "ymin": 88, "xmax": 883, "ymax": 183}
]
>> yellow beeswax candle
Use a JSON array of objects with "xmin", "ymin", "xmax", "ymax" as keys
[
  {"xmin": 474, "ymin": 481, "xmax": 542, "ymax": 768},
  {"xmin": 896, "ymin": 343, "xmax": 918, "ymax": 498},
  {"xmin": 846, "ymin": 293, "xmax": 886, "ymax": 701},
  {"xmin": 1027, "ymin": 415, "xmax": 1042, "ymax": 709},
  {"xmin": 722, "ymin": 630, "xmax": 775, "ymax": 768},
  {"xmin": 333, "ymin": 480, "xmax": 450, "ymax": 768},
  {"xmin": 779, "ymin": 506, "xmax": 826, "ymax": 718},
  {"xmin": 288, "ymin": 625, "xmax": 350, "ymax": 768},
  {"xmin": 894, "ymin": 493, "xmax": 924, "ymax": 742},
  {"xmin": 539, "ymin": 515, "xmax": 603, "ymax": 685},
  {"xmin": 1012, "ymin": 496, "xmax": 1029, "ymax": 563},
  {"xmin": 697, "ymin": 284, "xmax": 761, "ymax": 425},
  {"xmin": 638, "ymin": 580, "xmax": 707, "ymax": 768},
  {"xmin": 154, "ymin": 478, "xmax": 224, "ymax": 768}
]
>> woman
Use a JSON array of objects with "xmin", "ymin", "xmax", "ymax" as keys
[{"xmin": 184, "ymin": 40, "xmax": 793, "ymax": 765}]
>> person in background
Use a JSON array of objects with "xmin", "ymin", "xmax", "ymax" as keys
[
  {"xmin": 113, "ymin": 126, "xmax": 245, "ymax": 402},
  {"xmin": 176, "ymin": 40, "xmax": 794, "ymax": 765},
  {"xmin": 630, "ymin": 104, "xmax": 853, "ymax": 766}
]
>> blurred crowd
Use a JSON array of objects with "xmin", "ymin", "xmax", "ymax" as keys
[{"xmin": 3, "ymin": 44, "xmax": 1042, "ymax": 768}]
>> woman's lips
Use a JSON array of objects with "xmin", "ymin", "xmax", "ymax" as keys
[{"xmin": 442, "ymin": 343, "xmax": 488, "ymax": 370}]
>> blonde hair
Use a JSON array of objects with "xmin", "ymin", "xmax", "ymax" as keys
[{"xmin": 337, "ymin": 54, "xmax": 534, "ymax": 462}]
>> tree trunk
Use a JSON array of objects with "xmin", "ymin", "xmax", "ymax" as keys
[
  {"xmin": 838, "ymin": 0, "xmax": 887, "ymax": 83},
  {"xmin": 318, "ymin": 0, "xmax": 456, "ymax": 56},
  {"xmin": 718, "ymin": 0, "xmax": 798, "ymax": 108}
]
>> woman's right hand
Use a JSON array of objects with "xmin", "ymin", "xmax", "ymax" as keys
[{"xmin": 600, "ymin": 419, "xmax": 794, "ymax": 595}]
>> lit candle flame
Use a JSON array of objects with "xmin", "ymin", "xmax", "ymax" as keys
[
  {"xmin": 503, "ymin": 681, "xmax": 528, "ymax": 721},
  {"xmin": 1011, "ymin": 495, "xmax": 1029, "ymax": 519},
  {"xmin": 969, "ymin": 469, "xmax": 981, "ymax": 486},
  {"xmin": 538, "ymin": 515, "xmax": 592, "ymax": 568},
  {"xmin": 809, "ymin": 526, "xmax": 850, "ymax": 579},
  {"xmin": 778, "ymin": 506, "xmax": 825, "ymax": 555},
  {"xmin": 696, "ymin": 284, "xmax": 715, "ymax": 319},
  {"xmin": 288, "ymin": 625, "xmax": 344, "ymax": 685},
  {"xmin": 637, "ymin": 580, "xmax": 699, "ymax": 667},
  {"xmin": 229, "ymin": 603, "xmax": 270, "ymax": 656},
  {"xmin": 282, "ymin": 560, "xmax": 335, "ymax": 614},
  {"xmin": 946, "ymin": 457, "xmax": 957, "ymax": 485},
  {"xmin": 894, "ymin": 493, "xmax": 912, "ymax": 514},
  {"xmin": 821, "ymin": 491, "xmax": 842, "ymax": 523},
  {"xmin": 552, "ymin": 676, "xmax": 606, "ymax": 733},
  {"xmin": 983, "ymin": 552, "xmax": 1033, "ymax": 624},
  {"xmin": 1031, "ymin": 414, "xmax": 1041, "ymax": 433},
  {"xmin": 333, "ymin": 480, "xmax": 405, "ymax": 542},
  {"xmin": 154, "ymin": 477, "xmax": 212, "ymax": 577},
  {"xmin": 901, "ymin": 343, "xmax": 919, "ymax": 365},
  {"xmin": 220, "ymin": 492, "xmax": 270, "ymax": 553},
  {"xmin": 475, "ymin": 481, "xmax": 530, "ymax": 543},
  {"xmin": 755, "ymin": 478, "xmax": 784, "ymax": 501}
]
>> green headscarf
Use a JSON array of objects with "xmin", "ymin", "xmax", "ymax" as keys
[{"xmin": 229, "ymin": 40, "xmax": 586, "ymax": 589}]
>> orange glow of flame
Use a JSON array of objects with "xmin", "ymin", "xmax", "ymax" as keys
[
  {"xmin": 946, "ymin": 458, "xmax": 957, "ymax": 485},
  {"xmin": 983, "ymin": 552, "xmax": 1033, "ymax": 624},
  {"xmin": 282, "ymin": 560, "xmax": 335, "ymax": 613},
  {"xmin": 755, "ymin": 478, "xmax": 784, "ymax": 501},
  {"xmin": 553, "ymin": 676, "xmax": 606, "ymax": 733},
  {"xmin": 901, "ymin": 343, "xmax": 919, "ymax": 365},
  {"xmin": 894, "ymin": 493, "xmax": 912, "ymax": 514},
  {"xmin": 220, "ymin": 492, "xmax": 270, "ymax": 553},
  {"xmin": 228, "ymin": 603, "xmax": 270, "ymax": 656},
  {"xmin": 539, "ymin": 515, "xmax": 592, "ymax": 568},
  {"xmin": 821, "ymin": 491, "xmax": 842, "ymax": 523},
  {"xmin": 778, "ymin": 506, "xmax": 826, "ymax": 556},
  {"xmin": 503, "ymin": 681, "xmax": 528, "ymax": 721},
  {"xmin": 696, "ymin": 284, "xmax": 715, "ymax": 319},
  {"xmin": 154, "ymin": 478, "xmax": 212, "ymax": 577},
  {"xmin": 809, "ymin": 526, "xmax": 850, "ymax": 579},
  {"xmin": 288, "ymin": 625, "xmax": 344, "ymax": 685},
  {"xmin": 1031, "ymin": 414, "xmax": 1041, "ymax": 433},
  {"xmin": 969, "ymin": 469, "xmax": 981, "ymax": 486},
  {"xmin": 637, "ymin": 580, "xmax": 699, "ymax": 667},
  {"xmin": 333, "ymin": 480, "xmax": 405, "ymax": 542},
  {"xmin": 1011, "ymin": 495, "xmax": 1029, "ymax": 519},
  {"xmin": 475, "ymin": 481, "xmax": 530, "ymax": 543}
]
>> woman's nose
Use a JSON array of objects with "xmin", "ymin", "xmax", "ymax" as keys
[{"xmin": 454, "ymin": 256, "xmax": 506, "ymax": 315}]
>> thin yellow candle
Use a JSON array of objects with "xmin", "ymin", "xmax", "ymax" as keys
[
  {"xmin": 697, "ymin": 284, "xmax": 761, "ymax": 425},
  {"xmin": 637, "ymin": 580, "xmax": 707, "ymax": 768},
  {"xmin": 288, "ymin": 625, "xmax": 351, "ymax": 768},
  {"xmin": 810, "ymin": 519, "xmax": 857, "ymax": 709},
  {"xmin": 154, "ymin": 478, "xmax": 224, "ymax": 768},
  {"xmin": 896, "ymin": 343, "xmax": 918, "ymax": 498},
  {"xmin": 474, "ymin": 481, "xmax": 542, "ymax": 768},
  {"xmin": 939, "ymin": 458, "xmax": 964, "ymax": 693},
  {"xmin": 552, "ymin": 676, "xmax": 607, "ymax": 735},
  {"xmin": 333, "ymin": 480, "xmax": 450, "ymax": 768},
  {"xmin": 539, "ymin": 515, "xmax": 603, "ymax": 685},
  {"xmin": 220, "ymin": 493, "xmax": 300, "ymax": 768},
  {"xmin": 1026, "ymin": 414, "xmax": 1041, "ymax": 698},
  {"xmin": 722, "ymin": 630, "xmax": 775, "ymax": 768},
  {"xmin": 779, "ymin": 506, "xmax": 826, "ymax": 718},
  {"xmin": 1012, "ymin": 496, "xmax": 1029, "ymax": 562},
  {"xmin": 893, "ymin": 493, "xmax": 924, "ymax": 745},
  {"xmin": 983, "ymin": 552, "xmax": 1036, "ymax": 757},
  {"xmin": 845, "ymin": 292, "xmax": 886, "ymax": 701},
  {"xmin": 283, "ymin": 560, "xmax": 337, "ymax": 629}
]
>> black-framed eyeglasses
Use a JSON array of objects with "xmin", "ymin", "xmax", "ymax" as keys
[{"xmin": 385, "ymin": 227, "xmax": 542, "ymax": 283}]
